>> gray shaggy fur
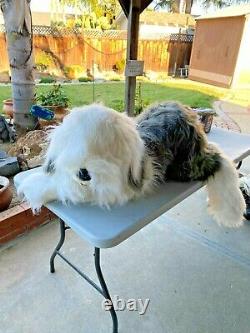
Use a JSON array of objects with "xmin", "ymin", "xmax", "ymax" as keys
[{"xmin": 136, "ymin": 102, "xmax": 221, "ymax": 183}]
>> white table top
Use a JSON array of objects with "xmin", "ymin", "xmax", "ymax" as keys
[{"xmin": 14, "ymin": 127, "xmax": 250, "ymax": 248}]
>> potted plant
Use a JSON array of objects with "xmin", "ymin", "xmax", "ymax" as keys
[
  {"xmin": 36, "ymin": 84, "xmax": 70, "ymax": 125},
  {"xmin": 0, "ymin": 176, "xmax": 13, "ymax": 211}
]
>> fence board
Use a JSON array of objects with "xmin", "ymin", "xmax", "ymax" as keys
[{"xmin": 0, "ymin": 27, "xmax": 193, "ymax": 76}]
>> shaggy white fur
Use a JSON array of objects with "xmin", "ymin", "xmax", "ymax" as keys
[
  {"xmin": 17, "ymin": 104, "xmax": 245, "ymax": 227},
  {"xmin": 18, "ymin": 105, "xmax": 155, "ymax": 213},
  {"xmin": 206, "ymin": 150, "xmax": 246, "ymax": 227}
]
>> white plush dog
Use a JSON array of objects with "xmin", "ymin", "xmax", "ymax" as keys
[{"xmin": 17, "ymin": 102, "xmax": 246, "ymax": 228}]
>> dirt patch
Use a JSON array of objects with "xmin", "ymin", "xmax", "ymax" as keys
[
  {"xmin": 0, "ymin": 128, "xmax": 52, "ymax": 209},
  {"xmin": 8, "ymin": 129, "xmax": 50, "ymax": 159}
]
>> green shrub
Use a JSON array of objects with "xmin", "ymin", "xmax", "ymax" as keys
[
  {"xmin": 39, "ymin": 76, "xmax": 56, "ymax": 84},
  {"xmin": 78, "ymin": 76, "xmax": 92, "ymax": 82},
  {"xmin": 37, "ymin": 84, "xmax": 69, "ymax": 107},
  {"xmin": 111, "ymin": 77, "xmax": 121, "ymax": 81},
  {"xmin": 106, "ymin": 73, "xmax": 122, "ymax": 81}
]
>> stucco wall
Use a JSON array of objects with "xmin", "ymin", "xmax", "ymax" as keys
[
  {"xmin": 232, "ymin": 15, "xmax": 250, "ymax": 87},
  {"xmin": 0, "ymin": 11, "xmax": 51, "ymax": 26}
]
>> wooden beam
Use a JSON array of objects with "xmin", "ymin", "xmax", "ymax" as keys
[
  {"xmin": 118, "ymin": 0, "xmax": 153, "ymax": 16},
  {"xmin": 118, "ymin": 0, "xmax": 130, "ymax": 17},
  {"xmin": 140, "ymin": 0, "xmax": 153, "ymax": 12},
  {"xmin": 124, "ymin": 0, "xmax": 141, "ymax": 116}
]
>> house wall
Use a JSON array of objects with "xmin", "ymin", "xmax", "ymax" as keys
[
  {"xmin": 0, "ymin": 11, "xmax": 51, "ymax": 26},
  {"xmin": 117, "ymin": 20, "xmax": 185, "ymax": 35},
  {"xmin": 189, "ymin": 16, "xmax": 245, "ymax": 88},
  {"xmin": 232, "ymin": 15, "xmax": 250, "ymax": 87},
  {"xmin": 32, "ymin": 12, "xmax": 51, "ymax": 26},
  {"xmin": 140, "ymin": 24, "xmax": 185, "ymax": 35},
  {"xmin": 117, "ymin": 18, "xmax": 127, "ymax": 30},
  {"xmin": 116, "ymin": 17, "xmax": 190, "ymax": 36}
]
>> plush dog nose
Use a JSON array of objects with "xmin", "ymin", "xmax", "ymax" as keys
[{"xmin": 79, "ymin": 168, "xmax": 91, "ymax": 181}]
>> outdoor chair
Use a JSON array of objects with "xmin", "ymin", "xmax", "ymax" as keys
[
  {"xmin": 177, "ymin": 65, "xmax": 189, "ymax": 78},
  {"xmin": 14, "ymin": 127, "xmax": 250, "ymax": 333}
]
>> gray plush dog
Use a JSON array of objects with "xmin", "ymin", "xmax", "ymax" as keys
[{"xmin": 136, "ymin": 102, "xmax": 220, "ymax": 183}]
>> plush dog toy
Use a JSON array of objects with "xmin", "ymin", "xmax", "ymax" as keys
[{"xmin": 17, "ymin": 102, "xmax": 245, "ymax": 227}]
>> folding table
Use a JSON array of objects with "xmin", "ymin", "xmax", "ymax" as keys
[{"xmin": 14, "ymin": 128, "xmax": 250, "ymax": 333}]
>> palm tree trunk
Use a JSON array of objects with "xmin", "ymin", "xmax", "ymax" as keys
[{"xmin": 1, "ymin": 0, "xmax": 36, "ymax": 133}]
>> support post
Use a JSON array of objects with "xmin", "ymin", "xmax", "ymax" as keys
[
  {"xmin": 173, "ymin": 28, "xmax": 182, "ymax": 77},
  {"xmin": 124, "ymin": 0, "xmax": 141, "ymax": 116}
]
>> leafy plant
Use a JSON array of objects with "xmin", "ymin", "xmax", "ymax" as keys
[
  {"xmin": 37, "ymin": 84, "xmax": 70, "ymax": 107},
  {"xmin": 134, "ymin": 82, "xmax": 150, "ymax": 115}
]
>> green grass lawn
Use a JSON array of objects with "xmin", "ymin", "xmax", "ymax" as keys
[{"xmin": 0, "ymin": 82, "xmax": 215, "ymax": 113}]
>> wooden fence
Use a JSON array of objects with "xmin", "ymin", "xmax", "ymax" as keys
[{"xmin": 0, "ymin": 26, "xmax": 193, "ymax": 76}]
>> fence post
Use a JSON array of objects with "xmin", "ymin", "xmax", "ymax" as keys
[{"xmin": 173, "ymin": 28, "xmax": 182, "ymax": 77}]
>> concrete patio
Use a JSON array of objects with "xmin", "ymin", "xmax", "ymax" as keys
[{"xmin": 1, "ymin": 153, "xmax": 250, "ymax": 333}]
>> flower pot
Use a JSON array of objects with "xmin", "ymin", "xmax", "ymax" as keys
[
  {"xmin": 3, "ymin": 99, "xmax": 14, "ymax": 119},
  {"xmin": 39, "ymin": 105, "xmax": 69, "ymax": 126},
  {"xmin": 0, "ymin": 176, "xmax": 13, "ymax": 211}
]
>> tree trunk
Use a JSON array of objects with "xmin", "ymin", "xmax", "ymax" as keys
[
  {"xmin": 1, "ymin": 0, "xmax": 36, "ymax": 133},
  {"xmin": 185, "ymin": 0, "xmax": 193, "ymax": 14},
  {"xmin": 171, "ymin": 0, "xmax": 181, "ymax": 13}
]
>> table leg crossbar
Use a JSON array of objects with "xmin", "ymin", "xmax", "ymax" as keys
[{"xmin": 49, "ymin": 219, "xmax": 118, "ymax": 333}]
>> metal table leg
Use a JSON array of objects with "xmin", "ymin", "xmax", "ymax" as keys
[
  {"xmin": 95, "ymin": 247, "xmax": 118, "ymax": 333},
  {"xmin": 49, "ymin": 219, "xmax": 118, "ymax": 332},
  {"xmin": 50, "ymin": 219, "xmax": 66, "ymax": 273},
  {"xmin": 237, "ymin": 160, "xmax": 242, "ymax": 170}
]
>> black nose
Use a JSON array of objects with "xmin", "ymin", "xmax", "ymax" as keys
[{"xmin": 79, "ymin": 168, "xmax": 91, "ymax": 181}]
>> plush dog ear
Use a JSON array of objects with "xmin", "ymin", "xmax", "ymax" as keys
[{"xmin": 128, "ymin": 158, "xmax": 145, "ymax": 191}]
